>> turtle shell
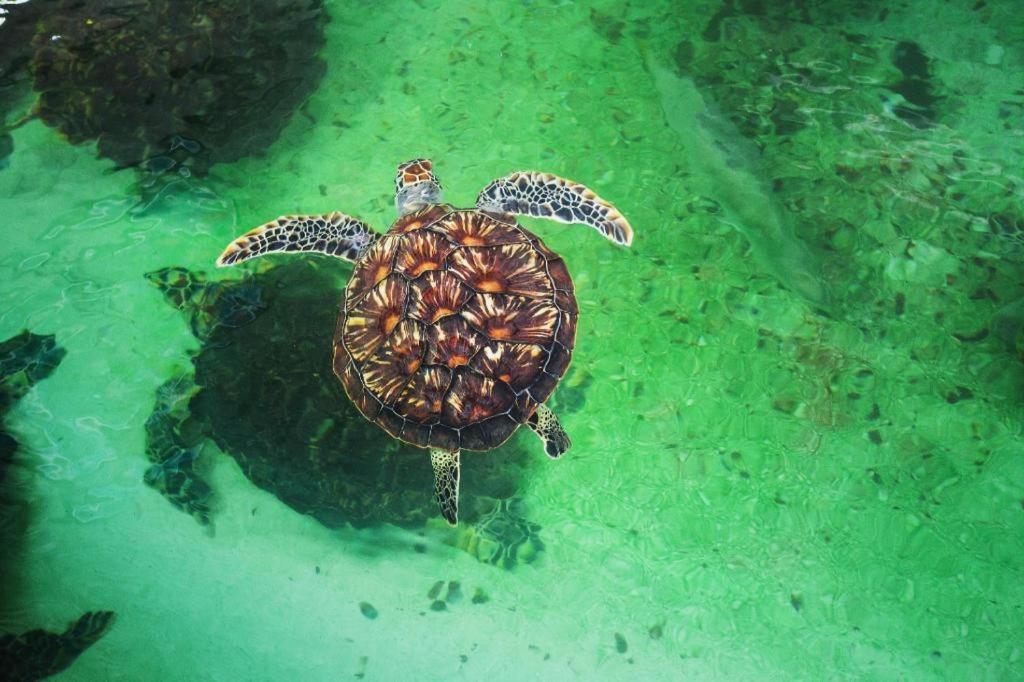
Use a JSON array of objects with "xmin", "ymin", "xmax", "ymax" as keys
[{"xmin": 333, "ymin": 205, "xmax": 577, "ymax": 451}]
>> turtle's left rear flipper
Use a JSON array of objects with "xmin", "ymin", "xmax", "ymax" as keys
[
  {"xmin": 217, "ymin": 212, "xmax": 378, "ymax": 266},
  {"xmin": 0, "ymin": 611, "xmax": 116, "ymax": 680},
  {"xmin": 476, "ymin": 171, "xmax": 633, "ymax": 246},
  {"xmin": 430, "ymin": 448, "xmax": 460, "ymax": 525}
]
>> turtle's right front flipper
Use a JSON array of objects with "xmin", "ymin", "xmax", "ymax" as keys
[{"xmin": 217, "ymin": 212, "xmax": 378, "ymax": 267}]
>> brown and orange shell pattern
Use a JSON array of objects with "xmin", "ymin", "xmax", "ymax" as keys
[{"xmin": 333, "ymin": 205, "xmax": 577, "ymax": 451}]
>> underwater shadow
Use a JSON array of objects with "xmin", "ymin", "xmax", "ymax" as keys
[
  {"xmin": 144, "ymin": 259, "xmax": 538, "ymax": 537},
  {"xmin": 0, "ymin": 331, "xmax": 116, "ymax": 679},
  {"xmin": 2, "ymin": 0, "xmax": 328, "ymax": 186}
]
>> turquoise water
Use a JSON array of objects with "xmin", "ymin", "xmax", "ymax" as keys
[{"xmin": 2, "ymin": 0, "xmax": 1023, "ymax": 679}]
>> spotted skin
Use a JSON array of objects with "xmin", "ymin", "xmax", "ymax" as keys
[
  {"xmin": 216, "ymin": 159, "xmax": 633, "ymax": 524},
  {"xmin": 527, "ymin": 403, "xmax": 571, "ymax": 458},
  {"xmin": 430, "ymin": 448, "xmax": 459, "ymax": 525},
  {"xmin": 395, "ymin": 159, "xmax": 444, "ymax": 216},
  {"xmin": 395, "ymin": 158, "xmax": 441, "ymax": 194},
  {"xmin": 476, "ymin": 171, "xmax": 633, "ymax": 246},
  {"xmin": 216, "ymin": 212, "xmax": 377, "ymax": 266}
]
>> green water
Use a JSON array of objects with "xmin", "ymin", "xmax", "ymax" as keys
[{"xmin": 2, "ymin": 0, "xmax": 1023, "ymax": 679}]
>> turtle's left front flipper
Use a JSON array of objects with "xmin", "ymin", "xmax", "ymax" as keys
[
  {"xmin": 217, "ymin": 212, "xmax": 378, "ymax": 267},
  {"xmin": 476, "ymin": 171, "xmax": 633, "ymax": 246}
]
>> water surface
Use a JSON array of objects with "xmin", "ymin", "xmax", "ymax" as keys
[{"xmin": 1, "ymin": 0, "xmax": 1022, "ymax": 679}]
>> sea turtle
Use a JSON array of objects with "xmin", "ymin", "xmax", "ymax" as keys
[
  {"xmin": 217, "ymin": 159, "xmax": 633, "ymax": 523},
  {"xmin": 144, "ymin": 262, "xmax": 552, "ymax": 565}
]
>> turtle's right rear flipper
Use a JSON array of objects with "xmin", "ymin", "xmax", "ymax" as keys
[
  {"xmin": 0, "ymin": 611, "xmax": 116, "ymax": 680},
  {"xmin": 430, "ymin": 448, "xmax": 460, "ymax": 526}
]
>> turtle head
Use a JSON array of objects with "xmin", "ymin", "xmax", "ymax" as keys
[{"xmin": 395, "ymin": 158, "xmax": 443, "ymax": 216}]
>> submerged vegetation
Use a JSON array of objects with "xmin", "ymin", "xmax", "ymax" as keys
[{"xmin": 1, "ymin": 0, "xmax": 327, "ymax": 177}]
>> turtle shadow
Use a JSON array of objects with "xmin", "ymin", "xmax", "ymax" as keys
[
  {"xmin": 1, "ymin": 332, "xmax": 68, "ymax": 608},
  {"xmin": 145, "ymin": 259, "xmax": 537, "ymax": 534},
  {"xmin": 23, "ymin": 0, "xmax": 327, "ymax": 183},
  {"xmin": 0, "ymin": 331, "xmax": 117, "ymax": 679}
]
